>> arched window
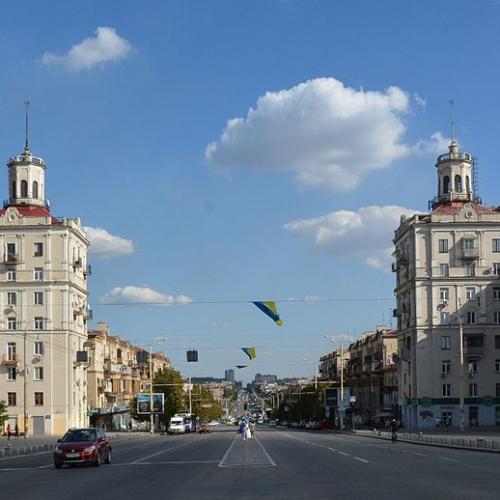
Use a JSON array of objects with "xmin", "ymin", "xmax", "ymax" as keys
[
  {"xmin": 21, "ymin": 180, "xmax": 28, "ymax": 198},
  {"xmin": 443, "ymin": 176, "xmax": 450, "ymax": 194},
  {"xmin": 12, "ymin": 181, "xmax": 16, "ymax": 197},
  {"xmin": 32, "ymin": 181, "xmax": 38, "ymax": 199},
  {"xmin": 466, "ymin": 175, "xmax": 471, "ymax": 193},
  {"xmin": 455, "ymin": 175, "xmax": 462, "ymax": 193}
]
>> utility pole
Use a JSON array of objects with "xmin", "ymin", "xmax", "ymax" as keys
[
  {"xmin": 23, "ymin": 322, "xmax": 28, "ymax": 439},
  {"xmin": 149, "ymin": 345, "xmax": 154, "ymax": 435},
  {"xmin": 188, "ymin": 376, "xmax": 192, "ymax": 415},
  {"xmin": 458, "ymin": 317, "xmax": 465, "ymax": 433}
]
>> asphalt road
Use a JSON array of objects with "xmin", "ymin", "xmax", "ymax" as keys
[{"xmin": 1, "ymin": 425, "xmax": 499, "ymax": 499}]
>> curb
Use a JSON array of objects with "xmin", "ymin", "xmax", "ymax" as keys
[{"xmin": 352, "ymin": 430, "xmax": 500, "ymax": 454}]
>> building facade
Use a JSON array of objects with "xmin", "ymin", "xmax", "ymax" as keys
[
  {"xmin": 394, "ymin": 138, "xmax": 500, "ymax": 428},
  {"xmin": 86, "ymin": 322, "xmax": 171, "ymax": 429},
  {"xmin": 0, "ymin": 141, "xmax": 90, "ymax": 436}
]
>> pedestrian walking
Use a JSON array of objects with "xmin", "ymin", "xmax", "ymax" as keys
[
  {"xmin": 249, "ymin": 421, "xmax": 255, "ymax": 439},
  {"xmin": 390, "ymin": 419, "xmax": 398, "ymax": 443},
  {"xmin": 14, "ymin": 424, "xmax": 19, "ymax": 439},
  {"xmin": 6, "ymin": 424, "xmax": 11, "ymax": 441},
  {"xmin": 242, "ymin": 420, "xmax": 249, "ymax": 440}
]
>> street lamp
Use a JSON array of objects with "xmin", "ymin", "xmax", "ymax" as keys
[{"xmin": 324, "ymin": 335, "xmax": 353, "ymax": 430}]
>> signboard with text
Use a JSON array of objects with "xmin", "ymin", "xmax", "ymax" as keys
[{"xmin": 137, "ymin": 393, "xmax": 164, "ymax": 414}]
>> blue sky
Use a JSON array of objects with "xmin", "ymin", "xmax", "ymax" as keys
[{"xmin": 1, "ymin": 0, "xmax": 499, "ymax": 382}]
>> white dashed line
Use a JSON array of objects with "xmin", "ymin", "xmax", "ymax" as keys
[
  {"xmin": 439, "ymin": 456, "xmax": 459, "ymax": 462},
  {"xmin": 354, "ymin": 457, "xmax": 369, "ymax": 463},
  {"xmin": 338, "ymin": 451, "xmax": 349, "ymax": 456}
]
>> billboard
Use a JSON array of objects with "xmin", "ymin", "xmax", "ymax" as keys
[
  {"xmin": 324, "ymin": 388, "xmax": 338, "ymax": 407},
  {"xmin": 137, "ymin": 393, "xmax": 164, "ymax": 414}
]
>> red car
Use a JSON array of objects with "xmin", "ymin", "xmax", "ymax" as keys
[
  {"xmin": 198, "ymin": 423, "xmax": 211, "ymax": 433},
  {"xmin": 53, "ymin": 428, "xmax": 112, "ymax": 468}
]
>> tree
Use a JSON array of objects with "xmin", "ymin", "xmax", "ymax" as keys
[
  {"xmin": 0, "ymin": 400, "xmax": 9, "ymax": 430},
  {"xmin": 190, "ymin": 385, "xmax": 224, "ymax": 421},
  {"xmin": 153, "ymin": 367, "xmax": 186, "ymax": 427}
]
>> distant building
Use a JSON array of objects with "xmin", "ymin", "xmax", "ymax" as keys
[
  {"xmin": 394, "ymin": 137, "xmax": 500, "ymax": 428},
  {"xmin": 254, "ymin": 373, "xmax": 277, "ymax": 384},
  {"xmin": 225, "ymin": 369, "xmax": 235, "ymax": 383},
  {"xmin": 0, "ymin": 134, "xmax": 90, "ymax": 436}
]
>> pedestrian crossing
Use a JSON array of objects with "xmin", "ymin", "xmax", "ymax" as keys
[{"xmin": 218, "ymin": 434, "xmax": 276, "ymax": 468}]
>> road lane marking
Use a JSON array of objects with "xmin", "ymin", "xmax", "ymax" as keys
[
  {"xmin": 132, "ymin": 439, "xmax": 198, "ymax": 464},
  {"xmin": 354, "ymin": 457, "xmax": 369, "ymax": 463},
  {"xmin": 218, "ymin": 434, "xmax": 276, "ymax": 468},
  {"xmin": 112, "ymin": 460, "xmax": 219, "ymax": 466},
  {"xmin": 255, "ymin": 437, "xmax": 277, "ymax": 467},
  {"xmin": 338, "ymin": 451, "xmax": 349, "ymax": 456},
  {"xmin": 439, "ymin": 456, "xmax": 459, "ymax": 462}
]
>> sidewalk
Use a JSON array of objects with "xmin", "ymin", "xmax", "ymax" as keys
[
  {"xmin": 0, "ymin": 431, "xmax": 151, "ymax": 459},
  {"xmin": 353, "ymin": 428, "xmax": 500, "ymax": 453}
]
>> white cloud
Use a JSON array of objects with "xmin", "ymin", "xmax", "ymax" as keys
[
  {"xmin": 413, "ymin": 93, "xmax": 427, "ymax": 108},
  {"xmin": 42, "ymin": 27, "xmax": 132, "ymax": 71},
  {"xmin": 284, "ymin": 205, "xmax": 418, "ymax": 271},
  {"xmin": 412, "ymin": 131, "xmax": 449, "ymax": 155},
  {"xmin": 101, "ymin": 286, "xmax": 192, "ymax": 305},
  {"xmin": 85, "ymin": 227, "xmax": 134, "ymax": 258},
  {"xmin": 206, "ymin": 78, "xmax": 445, "ymax": 191}
]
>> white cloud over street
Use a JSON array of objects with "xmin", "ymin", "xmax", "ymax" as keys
[
  {"xmin": 101, "ymin": 286, "xmax": 192, "ymax": 305},
  {"xmin": 284, "ymin": 205, "xmax": 418, "ymax": 270},
  {"xmin": 206, "ymin": 77, "xmax": 446, "ymax": 190},
  {"xmin": 85, "ymin": 226, "xmax": 135, "ymax": 258},
  {"xmin": 42, "ymin": 27, "xmax": 132, "ymax": 71}
]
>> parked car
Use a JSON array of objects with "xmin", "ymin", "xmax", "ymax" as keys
[
  {"xmin": 53, "ymin": 428, "xmax": 111, "ymax": 468},
  {"xmin": 198, "ymin": 423, "xmax": 211, "ymax": 433},
  {"xmin": 269, "ymin": 420, "xmax": 277, "ymax": 427}
]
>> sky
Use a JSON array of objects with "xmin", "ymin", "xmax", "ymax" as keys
[{"xmin": 1, "ymin": 0, "xmax": 500, "ymax": 383}]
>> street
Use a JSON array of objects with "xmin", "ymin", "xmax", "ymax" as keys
[{"xmin": 1, "ymin": 426, "xmax": 499, "ymax": 499}]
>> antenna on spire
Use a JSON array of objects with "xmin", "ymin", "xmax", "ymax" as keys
[
  {"xmin": 449, "ymin": 99, "xmax": 455, "ymax": 143},
  {"xmin": 24, "ymin": 100, "xmax": 31, "ymax": 152}
]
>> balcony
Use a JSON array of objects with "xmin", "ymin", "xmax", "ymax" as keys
[
  {"xmin": 461, "ymin": 246, "xmax": 479, "ymax": 260},
  {"xmin": 464, "ymin": 346, "xmax": 483, "ymax": 358},
  {"xmin": 2, "ymin": 354, "xmax": 20, "ymax": 365},
  {"xmin": 83, "ymin": 265, "xmax": 92, "ymax": 277},
  {"xmin": 4, "ymin": 254, "xmax": 19, "ymax": 265}
]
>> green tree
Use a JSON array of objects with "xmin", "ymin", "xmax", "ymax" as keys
[
  {"xmin": 190, "ymin": 385, "xmax": 224, "ymax": 421},
  {"xmin": 0, "ymin": 400, "xmax": 9, "ymax": 430},
  {"xmin": 153, "ymin": 367, "xmax": 186, "ymax": 427}
]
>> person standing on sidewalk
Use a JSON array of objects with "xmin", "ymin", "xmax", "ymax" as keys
[
  {"xmin": 14, "ymin": 424, "xmax": 19, "ymax": 439},
  {"xmin": 6, "ymin": 424, "xmax": 11, "ymax": 441},
  {"xmin": 390, "ymin": 419, "xmax": 398, "ymax": 443}
]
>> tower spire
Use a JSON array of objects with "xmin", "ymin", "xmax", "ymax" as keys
[
  {"xmin": 24, "ymin": 100, "xmax": 30, "ymax": 153},
  {"xmin": 449, "ymin": 99, "xmax": 455, "ymax": 143}
]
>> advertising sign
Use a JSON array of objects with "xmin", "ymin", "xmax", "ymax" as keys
[
  {"xmin": 324, "ymin": 388, "xmax": 338, "ymax": 407},
  {"xmin": 137, "ymin": 393, "xmax": 164, "ymax": 414}
]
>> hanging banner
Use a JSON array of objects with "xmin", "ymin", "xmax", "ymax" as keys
[
  {"xmin": 252, "ymin": 301, "xmax": 284, "ymax": 326},
  {"xmin": 241, "ymin": 347, "xmax": 256, "ymax": 360}
]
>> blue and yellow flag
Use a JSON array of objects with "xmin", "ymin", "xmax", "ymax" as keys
[
  {"xmin": 253, "ymin": 301, "xmax": 284, "ymax": 326},
  {"xmin": 235, "ymin": 365, "xmax": 248, "ymax": 369},
  {"xmin": 242, "ymin": 347, "xmax": 256, "ymax": 360}
]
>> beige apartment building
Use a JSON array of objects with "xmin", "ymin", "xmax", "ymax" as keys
[
  {"xmin": 394, "ymin": 138, "xmax": 500, "ymax": 429},
  {"xmin": 86, "ymin": 322, "xmax": 171, "ymax": 429},
  {"xmin": 0, "ymin": 140, "xmax": 90, "ymax": 436}
]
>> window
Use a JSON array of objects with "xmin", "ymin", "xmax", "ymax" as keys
[
  {"xmin": 440, "ymin": 288, "xmax": 449, "ymax": 301},
  {"xmin": 34, "ymin": 292, "xmax": 43, "ymax": 305},
  {"xmin": 7, "ymin": 243, "xmax": 16, "ymax": 260},
  {"xmin": 466, "ymin": 311, "xmax": 476, "ymax": 324},
  {"xmin": 7, "ymin": 317, "xmax": 16, "ymax": 330},
  {"xmin": 469, "ymin": 383, "xmax": 478, "ymax": 397},
  {"xmin": 33, "ymin": 367, "xmax": 43, "ymax": 381},
  {"xmin": 465, "ymin": 311, "xmax": 476, "ymax": 325},
  {"xmin": 495, "ymin": 288, "xmax": 500, "ymax": 300},
  {"xmin": 439, "ymin": 239, "xmax": 449, "ymax": 253},
  {"xmin": 7, "ymin": 268, "xmax": 16, "ymax": 281},
  {"xmin": 493, "ymin": 239, "xmax": 500, "ymax": 253},
  {"xmin": 468, "ymin": 361, "xmax": 477, "ymax": 374},
  {"xmin": 465, "ymin": 263, "xmax": 476, "ymax": 276},
  {"xmin": 34, "ymin": 268, "xmax": 43, "ymax": 281},
  {"xmin": 497, "ymin": 384, "xmax": 500, "ymax": 398},
  {"xmin": 441, "ymin": 336, "xmax": 451, "ymax": 350},
  {"xmin": 7, "ymin": 342, "xmax": 16, "ymax": 357},
  {"xmin": 7, "ymin": 292, "xmax": 16, "ymax": 306},
  {"xmin": 495, "ymin": 312, "xmax": 500, "ymax": 325},
  {"xmin": 32, "ymin": 181, "xmax": 38, "ymax": 199},
  {"xmin": 455, "ymin": 175, "xmax": 463, "ymax": 192},
  {"xmin": 494, "ymin": 263, "xmax": 500, "ymax": 276},
  {"xmin": 496, "ymin": 360, "xmax": 500, "ymax": 373},
  {"xmin": 7, "ymin": 392, "xmax": 16, "ymax": 406},
  {"xmin": 440, "ymin": 311, "xmax": 449, "ymax": 325},
  {"xmin": 7, "ymin": 367, "xmax": 16, "ymax": 380},
  {"xmin": 441, "ymin": 360, "xmax": 451, "ymax": 374},
  {"xmin": 442, "ymin": 384, "xmax": 451, "ymax": 397},
  {"xmin": 20, "ymin": 180, "xmax": 27, "ymax": 198},
  {"xmin": 443, "ymin": 176, "xmax": 450, "ymax": 194},
  {"xmin": 34, "ymin": 341, "xmax": 43, "ymax": 355},
  {"xmin": 463, "ymin": 238, "xmax": 477, "ymax": 249},
  {"xmin": 440, "ymin": 264, "xmax": 449, "ymax": 277},
  {"xmin": 34, "ymin": 317, "xmax": 44, "ymax": 330},
  {"xmin": 496, "ymin": 336, "xmax": 500, "ymax": 349},
  {"xmin": 34, "ymin": 242, "xmax": 43, "ymax": 257},
  {"xmin": 466, "ymin": 287, "xmax": 476, "ymax": 300},
  {"xmin": 34, "ymin": 392, "xmax": 43, "ymax": 406}
]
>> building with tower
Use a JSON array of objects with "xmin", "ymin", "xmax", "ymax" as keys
[
  {"xmin": 394, "ymin": 134, "xmax": 500, "ymax": 429},
  {"xmin": 0, "ymin": 111, "xmax": 90, "ymax": 436}
]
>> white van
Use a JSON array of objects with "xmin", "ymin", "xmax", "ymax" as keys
[{"xmin": 168, "ymin": 416, "xmax": 185, "ymax": 434}]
